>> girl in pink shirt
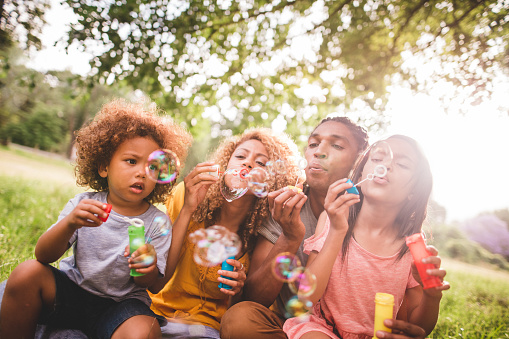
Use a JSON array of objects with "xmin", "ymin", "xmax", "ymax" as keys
[{"xmin": 284, "ymin": 135, "xmax": 450, "ymax": 339}]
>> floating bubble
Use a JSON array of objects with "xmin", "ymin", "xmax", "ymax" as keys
[
  {"xmin": 145, "ymin": 149, "xmax": 180, "ymax": 184},
  {"xmin": 369, "ymin": 141, "xmax": 393, "ymax": 168},
  {"xmin": 220, "ymin": 168, "xmax": 249, "ymax": 202},
  {"xmin": 285, "ymin": 295, "xmax": 312, "ymax": 319},
  {"xmin": 189, "ymin": 225, "xmax": 242, "ymax": 267},
  {"xmin": 296, "ymin": 157, "xmax": 308, "ymax": 170},
  {"xmin": 146, "ymin": 216, "xmax": 172, "ymax": 243},
  {"xmin": 266, "ymin": 159, "xmax": 287, "ymax": 176},
  {"xmin": 272, "ymin": 252, "xmax": 302, "ymax": 282},
  {"xmin": 288, "ymin": 267, "xmax": 317, "ymax": 297},
  {"xmin": 246, "ymin": 167, "xmax": 269, "ymax": 198}
]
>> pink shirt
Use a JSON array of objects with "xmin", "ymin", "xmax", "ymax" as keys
[{"xmin": 283, "ymin": 217, "xmax": 419, "ymax": 339}]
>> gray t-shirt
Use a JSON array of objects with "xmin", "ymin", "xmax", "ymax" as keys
[
  {"xmin": 258, "ymin": 196, "xmax": 318, "ymax": 318},
  {"xmin": 51, "ymin": 191, "xmax": 172, "ymax": 306}
]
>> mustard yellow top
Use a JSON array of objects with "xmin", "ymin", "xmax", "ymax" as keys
[{"xmin": 149, "ymin": 182, "xmax": 250, "ymax": 330}]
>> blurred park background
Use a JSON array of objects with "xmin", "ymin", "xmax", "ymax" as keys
[{"xmin": 1, "ymin": 0, "xmax": 509, "ymax": 337}]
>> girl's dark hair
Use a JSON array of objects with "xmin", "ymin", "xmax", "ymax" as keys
[
  {"xmin": 313, "ymin": 116, "xmax": 369, "ymax": 154},
  {"xmin": 343, "ymin": 134, "xmax": 433, "ymax": 260}
]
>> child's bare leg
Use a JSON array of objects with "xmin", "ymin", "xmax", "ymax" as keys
[
  {"xmin": 0, "ymin": 260, "xmax": 56, "ymax": 339},
  {"xmin": 111, "ymin": 315, "xmax": 162, "ymax": 339}
]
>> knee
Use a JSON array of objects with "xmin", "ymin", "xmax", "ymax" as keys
[
  {"xmin": 6, "ymin": 260, "xmax": 50, "ymax": 291},
  {"xmin": 221, "ymin": 302, "xmax": 259, "ymax": 337}
]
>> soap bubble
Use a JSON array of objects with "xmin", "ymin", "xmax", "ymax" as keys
[
  {"xmin": 369, "ymin": 141, "xmax": 393, "ymax": 168},
  {"xmin": 288, "ymin": 267, "xmax": 317, "ymax": 297},
  {"xmin": 265, "ymin": 159, "xmax": 287, "ymax": 176},
  {"xmin": 146, "ymin": 216, "xmax": 172, "ymax": 243},
  {"xmin": 246, "ymin": 167, "xmax": 269, "ymax": 198},
  {"xmin": 189, "ymin": 225, "xmax": 242, "ymax": 267},
  {"xmin": 285, "ymin": 295, "xmax": 312, "ymax": 319},
  {"xmin": 272, "ymin": 252, "xmax": 302, "ymax": 282},
  {"xmin": 220, "ymin": 168, "xmax": 249, "ymax": 202},
  {"xmin": 145, "ymin": 149, "xmax": 180, "ymax": 184}
]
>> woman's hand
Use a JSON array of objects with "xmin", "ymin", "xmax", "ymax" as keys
[
  {"xmin": 267, "ymin": 185, "xmax": 307, "ymax": 242},
  {"xmin": 217, "ymin": 258, "xmax": 247, "ymax": 296},
  {"xmin": 411, "ymin": 245, "xmax": 450, "ymax": 296},
  {"xmin": 323, "ymin": 178, "xmax": 360, "ymax": 232},
  {"xmin": 182, "ymin": 161, "xmax": 219, "ymax": 212}
]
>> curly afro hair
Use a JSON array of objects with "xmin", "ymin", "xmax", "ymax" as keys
[
  {"xmin": 74, "ymin": 99, "xmax": 192, "ymax": 204},
  {"xmin": 193, "ymin": 128, "xmax": 301, "ymax": 253}
]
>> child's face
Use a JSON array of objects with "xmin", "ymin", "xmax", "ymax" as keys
[
  {"xmin": 99, "ymin": 137, "xmax": 159, "ymax": 210},
  {"xmin": 360, "ymin": 137, "xmax": 418, "ymax": 206}
]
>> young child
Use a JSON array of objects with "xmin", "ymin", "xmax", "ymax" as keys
[
  {"xmin": 0, "ymin": 99, "xmax": 192, "ymax": 339},
  {"xmin": 283, "ymin": 135, "xmax": 450, "ymax": 339}
]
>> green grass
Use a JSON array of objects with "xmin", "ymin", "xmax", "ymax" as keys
[{"xmin": 1, "ymin": 146, "xmax": 508, "ymax": 337}]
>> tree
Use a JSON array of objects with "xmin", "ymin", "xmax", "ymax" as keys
[
  {"xmin": 63, "ymin": 0, "xmax": 509, "ymax": 140},
  {"xmin": 0, "ymin": 0, "xmax": 50, "ymax": 51}
]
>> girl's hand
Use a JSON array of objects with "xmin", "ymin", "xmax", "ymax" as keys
[
  {"xmin": 411, "ymin": 245, "xmax": 450, "ymax": 296},
  {"xmin": 217, "ymin": 259, "xmax": 246, "ymax": 296},
  {"xmin": 268, "ymin": 185, "xmax": 307, "ymax": 242},
  {"xmin": 65, "ymin": 199, "xmax": 109, "ymax": 230},
  {"xmin": 183, "ymin": 162, "xmax": 219, "ymax": 212},
  {"xmin": 128, "ymin": 243, "xmax": 158, "ymax": 275},
  {"xmin": 323, "ymin": 178, "xmax": 360, "ymax": 232},
  {"xmin": 376, "ymin": 319, "xmax": 427, "ymax": 338}
]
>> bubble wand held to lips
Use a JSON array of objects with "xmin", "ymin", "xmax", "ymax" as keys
[{"xmin": 346, "ymin": 141, "xmax": 393, "ymax": 195}]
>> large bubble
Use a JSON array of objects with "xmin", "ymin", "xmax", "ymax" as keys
[
  {"xmin": 145, "ymin": 149, "xmax": 180, "ymax": 184},
  {"xmin": 272, "ymin": 252, "xmax": 302, "ymax": 282},
  {"xmin": 265, "ymin": 159, "xmax": 287, "ymax": 177},
  {"xmin": 285, "ymin": 295, "xmax": 312, "ymax": 319},
  {"xmin": 220, "ymin": 168, "xmax": 249, "ymax": 202},
  {"xmin": 288, "ymin": 267, "xmax": 317, "ymax": 297},
  {"xmin": 246, "ymin": 167, "xmax": 269, "ymax": 198},
  {"xmin": 189, "ymin": 225, "xmax": 242, "ymax": 267}
]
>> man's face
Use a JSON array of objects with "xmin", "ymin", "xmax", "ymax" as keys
[{"xmin": 304, "ymin": 121, "xmax": 361, "ymax": 193}]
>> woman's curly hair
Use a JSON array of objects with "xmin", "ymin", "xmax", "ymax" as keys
[
  {"xmin": 192, "ymin": 128, "xmax": 301, "ymax": 253},
  {"xmin": 74, "ymin": 99, "xmax": 193, "ymax": 204}
]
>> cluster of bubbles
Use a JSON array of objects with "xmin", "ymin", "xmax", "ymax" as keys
[
  {"xmin": 272, "ymin": 252, "xmax": 317, "ymax": 319},
  {"xmin": 189, "ymin": 225, "xmax": 242, "ymax": 267},
  {"xmin": 145, "ymin": 149, "xmax": 180, "ymax": 184},
  {"xmin": 219, "ymin": 156, "xmax": 308, "ymax": 202}
]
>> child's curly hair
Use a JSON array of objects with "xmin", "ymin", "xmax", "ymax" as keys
[
  {"xmin": 193, "ymin": 128, "xmax": 301, "ymax": 253},
  {"xmin": 74, "ymin": 99, "xmax": 193, "ymax": 204}
]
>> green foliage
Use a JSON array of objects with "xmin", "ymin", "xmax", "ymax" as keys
[
  {"xmin": 62, "ymin": 0, "xmax": 508, "ymax": 136},
  {"xmin": 0, "ymin": 175, "xmax": 80, "ymax": 280}
]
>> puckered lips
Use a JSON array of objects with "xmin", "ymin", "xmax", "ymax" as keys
[
  {"xmin": 130, "ymin": 181, "xmax": 145, "ymax": 194},
  {"xmin": 308, "ymin": 161, "xmax": 326, "ymax": 173}
]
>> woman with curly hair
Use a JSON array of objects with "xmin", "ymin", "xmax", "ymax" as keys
[
  {"xmin": 0, "ymin": 99, "xmax": 192, "ymax": 339},
  {"xmin": 149, "ymin": 128, "xmax": 302, "ymax": 338}
]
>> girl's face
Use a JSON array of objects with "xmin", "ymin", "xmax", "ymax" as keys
[
  {"xmin": 99, "ymin": 137, "xmax": 159, "ymax": 211},
  {"xmin": 360, "ymin": 137, "xmax": 419, "ymax": 206},
  {"xmin": 227, "ymin": 139, "xmax": 269, "ymax": 172}
]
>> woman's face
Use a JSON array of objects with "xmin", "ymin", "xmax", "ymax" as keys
[
  {"xmin": 227, "ymin": 139, "xmax": 269, "ymax": 172},
  {"xmin": 360, "ymin": 137, "xmax": 419, "ymax": 206}
]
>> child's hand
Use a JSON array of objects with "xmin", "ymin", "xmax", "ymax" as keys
[
  {"xmin": 65, "ymin": 199, "xmax": 109, "ymax": 230},
  {"xmin": 411, "ymin": 245, "xmax": 450, "ymax": 296},
  {"xmin": 324, "ymin": 178, "xmax": 360, "ymax": 232},
  {"xmin": 376, "ymin": 319, "xmax": 427, "ymax": 338},
  {"xmin": 128, "ymin": 244, "xmax": 158, "ymax": 275},
  {"xmin": 217, "ymin": 259, "xmax": 246, "ymax": 296}
]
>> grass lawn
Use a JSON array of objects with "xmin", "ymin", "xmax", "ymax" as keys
[{"xmin": 0, "ymin": 145, "xmax": 508, "ymax": 337}]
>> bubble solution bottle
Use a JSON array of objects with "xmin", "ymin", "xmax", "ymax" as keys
[
  {"xmin": 218, "ymin": 256, "xmax": 235, "ymax": 290},
  {"xmin": 405, "ymin": 233, "xmax": 441, "ymax": 289},
  {"xmin": 372, "ymin": 292, "xmax": 394, "ymax": 339},
  {"xmin": 128, "ymin": 224, "xmax": 146, "ymax": 276}
]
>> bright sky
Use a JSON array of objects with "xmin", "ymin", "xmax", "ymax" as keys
[{"xmin": 26, "ymin": 0, "xmax": 509, "ymax": 223}]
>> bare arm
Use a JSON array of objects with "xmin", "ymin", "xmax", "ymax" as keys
[
  {"xmin": 35, "ymin": 199, "xmax": 107, "ymax": 263},
  {"xmin": 242, "ymin": 187, "xmax": 307, "ymax": 306},
  {"xmin": 304, "ymin": 179, "xmax": 360, "ymax": 304}
]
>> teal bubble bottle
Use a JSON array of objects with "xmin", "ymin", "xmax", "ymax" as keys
[{"xmin": 128, "ymin": 224, "xmax": 145, "ymax": 276}]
